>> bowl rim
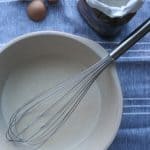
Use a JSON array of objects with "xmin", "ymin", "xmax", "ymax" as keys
[{"xmin": 0, "ymin": 31, "xmax": 123, "ymax": 150}]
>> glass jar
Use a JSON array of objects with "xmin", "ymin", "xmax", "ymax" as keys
[{"xmin": 78, "ymin": 0, "xmax": 143, "ymax": 37}]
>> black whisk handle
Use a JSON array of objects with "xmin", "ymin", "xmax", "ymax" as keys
[{"xmin": 110, "ymin": 18, "xmax": 150, "ymax": 60}]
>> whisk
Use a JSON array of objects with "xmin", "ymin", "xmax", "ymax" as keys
[{"xmin": 6, "ymin": 19, "xmax": 150, "ymax": 149}]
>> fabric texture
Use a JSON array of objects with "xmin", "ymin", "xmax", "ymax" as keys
[{"xmin": 0, "ymin": 0, "xmax": 150, "ymax": 149}]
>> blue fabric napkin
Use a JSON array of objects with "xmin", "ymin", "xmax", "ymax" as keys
[{"xmin": 0, "ymin": 0, "xmax": 150, "ymax": 149}]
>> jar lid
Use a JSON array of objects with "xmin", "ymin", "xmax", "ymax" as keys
[{"xmin": 86, "ymin": 0, "xmax": 143, "ymax": 18}]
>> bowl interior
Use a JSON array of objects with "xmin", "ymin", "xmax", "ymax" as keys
[{"xmin": 0, "ymin": 32, "xmax": 122, "ymax": 150}]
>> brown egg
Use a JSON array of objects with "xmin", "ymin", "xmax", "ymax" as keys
[
  {"xmin": 48, "ymin": 0, "xmax": 59, "ymax": 4},
  {"xmin": 27, "ymin": 0, "xmax": 47, "ymax": 22}
]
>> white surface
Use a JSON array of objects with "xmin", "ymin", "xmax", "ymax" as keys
[
  {"xmin": 1, "ymin": 57, "xmax": 101, "ymax": 150},
  {"xmin": 0, "ymin": 31, "xmax": 122, "ymax": 150},
  {"xmin": 86, "ymin": 0, "xmax": 143, "ymax": 17}
]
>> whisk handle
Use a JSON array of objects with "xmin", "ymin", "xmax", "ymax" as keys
[{"xmin": 110, "ymin": 18, "xmax": 150, "ymax": 60}]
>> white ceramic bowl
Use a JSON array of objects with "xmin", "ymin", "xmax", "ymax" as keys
[{"xmin": 0, "ymin": 32, "xmax": 122, "ymax": 150}]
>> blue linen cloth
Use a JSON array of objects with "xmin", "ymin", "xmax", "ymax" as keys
[{"xmin": 0, "ymin": 0, "xmax": 150, "ymax": 149}]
